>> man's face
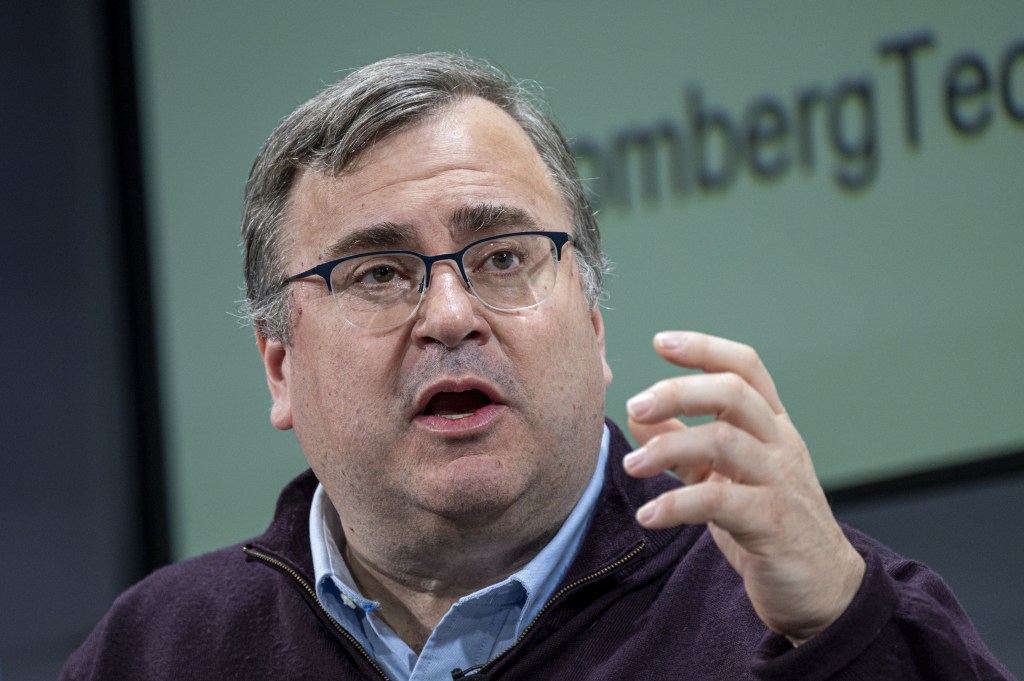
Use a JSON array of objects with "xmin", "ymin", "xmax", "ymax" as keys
[{"xmin": 259, "ymin": 97, "xmax": 612, "ymax": 543}]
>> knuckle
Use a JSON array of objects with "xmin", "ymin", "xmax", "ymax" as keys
[
  {"xmin": 707, "ymin": 420, "xmax": 737, "ymax": 450},
  {"xmin": 737, "ymin": 343, "xmax": 762, "ymax": 372},
  {"xmin": 669, "ymin": 378, "xmax": 688, "ymax": 402},
  {"xmin": 659, "ymin": 380, "xmax": 686, "ymax": 413},
  {"xmin": 646, "ymin": 434, "xmax": 665, "ymax": 461},
  {"xmin": 719, "ymin": 372, "xmax": 747, "ymax": 400},
  {"xmin": 764, "ymin": 492, "xmax": 787, "ymax": 530},
  {"xmin": 652, "ymin": 378, "xmax": 675, "ymax": 393},
  {"xmin": 649, "ymin": 379, "xmax": 675, "ymax": 406},
  {"xmin": 702, "ymin": 482, "xmax": 726, "ymax": 512},
  {"xmin": 655, "ymin": 490, "xmax": 679, "ymax": 519}
]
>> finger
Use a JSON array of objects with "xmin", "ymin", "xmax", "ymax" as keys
[
  {"xmin": 627, "ymin": 372, "xmax": 779, "ymax": 443},
  {"xmin": 627, "ymin": 414, "xmax": 686, "ymax": 447},
  {"xmin": 651, "ymin": 331, "xmax": 784, "ymax": 414},
  {"xmin": 635, "ymin": 480, "xmax": 767, "ymax": 537},
  {"xmin": 623, "ymin": 421, "xmax": 771, "ymax": 485}
]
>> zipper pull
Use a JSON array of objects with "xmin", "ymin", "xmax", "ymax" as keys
[{"xmin": 451, "ymin": 665, "xmax": 489, "ymax": 680}]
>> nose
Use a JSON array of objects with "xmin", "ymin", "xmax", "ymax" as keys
[{"xmin": 411, "ymin": 261, "xmax": 491, "ymax": 349}]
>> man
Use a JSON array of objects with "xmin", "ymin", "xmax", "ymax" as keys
[{"xmin": 63, "ymin": 53, "xmax": 1013, "ymax": 680}]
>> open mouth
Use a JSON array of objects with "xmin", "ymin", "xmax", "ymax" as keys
[{"xmin": 421, "ymin": 389, "xmax": 494, "ymax": 420}]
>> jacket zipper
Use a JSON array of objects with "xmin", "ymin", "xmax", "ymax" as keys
[
  {"xmin": 245, "ymin": 540, "xmax": 645, "ymax": 680},
  {"xmin": 242, "ymin": 545, "xmax": 392, "ymax": 681},
  {"xmin": 479, "ymin": 541, "xmax": 646, "ymax": 675}
]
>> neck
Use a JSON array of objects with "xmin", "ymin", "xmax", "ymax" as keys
[
  {"xmin": 342, "ymin": 519, "xmax": 558, "ymax": 652},
  {"xmin": 323, "ymin": 424, "xmax": 605, "ymax": 650}
]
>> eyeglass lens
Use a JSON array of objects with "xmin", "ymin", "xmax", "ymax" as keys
[{"xmin": 329, "ymin": 233, "xmax": 560, "ymax": 329}]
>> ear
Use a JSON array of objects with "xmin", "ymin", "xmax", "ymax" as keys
[
  {"xmin": 590, "ymin": 305, "xmax": 613, "ymax": 388},
  {"xmin": 256, "ymin": 332, "xmax": 294, "ymax": 431}
]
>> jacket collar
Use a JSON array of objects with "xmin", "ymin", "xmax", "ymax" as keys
[{"xmin": 560, "ymin": 419, "xmax": 693, "ymax": 584}]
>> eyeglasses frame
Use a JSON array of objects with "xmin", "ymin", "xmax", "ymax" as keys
[{"xmin": 282, "ymin": 230, "xmax": 572, "ymax": 326}]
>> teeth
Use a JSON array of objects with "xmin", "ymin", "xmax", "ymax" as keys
[{"xmin": 439, "ymin": 412, "xmax": 474, "ymax": 420}]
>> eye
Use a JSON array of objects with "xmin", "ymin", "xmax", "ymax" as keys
[
  {"xmin": 341, "ymin": 256, "xmax": 418, "ymax": 292},
  {"xmin": 487, "ymin": 250, "xmax": 521, "ymax": 271},
  {"xmin": 363, "ymin": 265, "xmax": 397, "ymax": 284},
  {"xmin": 465, "ymin": 236, "xmax": 538, "ymax": 279}
]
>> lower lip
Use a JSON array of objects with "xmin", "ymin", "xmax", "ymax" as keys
[{"xmin": 413, "ymin": 403, "xmax": 507, "ymax": 435}]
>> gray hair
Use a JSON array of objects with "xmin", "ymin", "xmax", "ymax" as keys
[{"xmin": 241, "ymin": 52, "xmax": 609, "ymax": 343}]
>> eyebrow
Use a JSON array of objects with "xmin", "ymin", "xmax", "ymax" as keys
[
  {"xmin": 321, "ymin": 222, "xmax": 418, "ymax": 260},
  {"xmin": 320, "ymin": 203, "xmax": 539, "ymax": 261},
  {"xmin": 450, "ymin": 203, "xmax": 539, "ymax": 237}
]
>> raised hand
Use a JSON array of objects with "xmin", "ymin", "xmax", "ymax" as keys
[{"xmin": 623, "ymin": 331, "xmax": 865, "ymax": 644}]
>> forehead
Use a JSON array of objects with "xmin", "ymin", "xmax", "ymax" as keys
[{"xmin": 284, "ymin": 97, "xmax": 568, "ymax": 262}]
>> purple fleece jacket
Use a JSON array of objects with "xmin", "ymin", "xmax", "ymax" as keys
[{"xmin": 62, "ymin": 421, "xmax": 1014, "ymax": 680}]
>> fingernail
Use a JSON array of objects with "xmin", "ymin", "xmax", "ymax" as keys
[
  {"xmin": 655, "ymin": 332, "xmax": 686, "ymax": 350},
  {"xmin": 636, "ymin": 501, "xmax": 656, "ymax": 524},
  {"xmin": 627, "ymin": 392, "xmax": 654, "ymax": 417},
  {"xmin": 623, "ymin": 447, "xmax": 647, "ymax": 471}
]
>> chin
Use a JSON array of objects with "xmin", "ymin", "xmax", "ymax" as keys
[{"xmin": 419, "ymin": 455, "xmax": 527, "ymax": 523}]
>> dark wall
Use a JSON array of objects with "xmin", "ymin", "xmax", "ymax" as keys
[
  {"xmin": 833, "ymin": 463, "xmax": 1024, "ymax": 676},
  {"xmin": 0, "ymin": 1, "xmax": 165, "ymax": 679}
]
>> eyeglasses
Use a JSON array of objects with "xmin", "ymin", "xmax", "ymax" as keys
[{"xmin": 284, "ymin": 231, "xmax": 572, "ymax": 330}]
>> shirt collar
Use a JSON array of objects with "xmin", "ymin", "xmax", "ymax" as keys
[
  {"xmin": 310, "ymin": 481, "xmax": 381, "ymax": 614},
  {"xmin": 509, "ymin": 423, "xmax": 609, "ymax": 629}
]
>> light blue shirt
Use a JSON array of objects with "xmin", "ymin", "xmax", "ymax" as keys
[{"xmin": 309, "ymin": 425, "xmax": 610, "ymax": 681}]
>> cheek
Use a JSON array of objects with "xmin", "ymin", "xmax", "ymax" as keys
[
  {"xmin": 510, "ymin": 303, "xmax": 604, "ymax": 390},
  {"xmin": 289, "ymin": 334, "xmax": 405, "ymax": 482},
  {"xmin": 292, "ymin": 329, "xmax": 395, "ymax": 421}
]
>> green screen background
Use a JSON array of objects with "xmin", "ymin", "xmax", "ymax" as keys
[{"xmin": 134, "ymin": 1, "xmax": 1024, "ymax": 559}]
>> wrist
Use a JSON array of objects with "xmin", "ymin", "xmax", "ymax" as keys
[{"xmin": 785, "ymin": 544, "xmax": 866, "ymax": 646}]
